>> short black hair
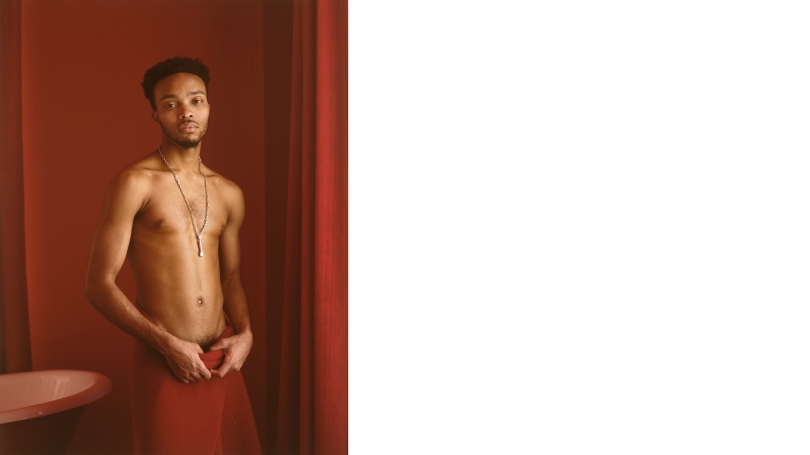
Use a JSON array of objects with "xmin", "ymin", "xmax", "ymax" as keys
[{"xmin": 141, "ymin": 57, "xmax": 211, "ymax": 111}]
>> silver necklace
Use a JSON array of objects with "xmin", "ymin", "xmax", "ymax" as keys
[{"xmin": 158, "ymin": 146, "xmax": 209, "ymax": 257}]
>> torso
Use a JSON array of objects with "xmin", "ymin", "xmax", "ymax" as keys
[{"xmin": 125, "ymin": 153, "xmax": 235, "ymax": 350}]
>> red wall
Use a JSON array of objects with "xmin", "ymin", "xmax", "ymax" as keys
[{"xmin": 21, "ymin": 1, "xmax": 266, "ymax": 453}]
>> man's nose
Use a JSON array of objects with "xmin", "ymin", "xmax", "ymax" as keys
[{"xmin": 180, "ymin": 108, "xmax": 193, "ymax": 120}]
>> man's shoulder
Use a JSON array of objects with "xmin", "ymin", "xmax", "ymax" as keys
[
  {"xmin": 205, "ymin": 168, "xmax": 243, "ymax": 200},
  {"xmin": 121, "ymin": 151, "xmax": 164, "ymax": 175},
  {"xmin": 107, "ymin": 153, "xmax": 163, "ymax": 195},
  {"xmin": 202, "ymin": 169, "xmax": 244, "ymax": 220}
]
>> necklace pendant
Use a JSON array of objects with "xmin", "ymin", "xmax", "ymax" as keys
[{"xmin": 198, "ymin": 237, "xmax": 204, "ymax": 257}]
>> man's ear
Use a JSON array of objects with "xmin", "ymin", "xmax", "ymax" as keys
[{"xmin": 151, "ymin": 111, "xmax": 158, "ymax": 122}]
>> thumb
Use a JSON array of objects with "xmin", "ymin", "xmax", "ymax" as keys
[
  {"xmin": 212, "ymin": 356, "xmax": 233, "ymax": 378},
  {"xmin": 209, "ymin": 338, "xmax": 230, "ymax": 351},
  {"xmin": 194, "ymin": 344, "xmax": 204, "ymax": 354}
]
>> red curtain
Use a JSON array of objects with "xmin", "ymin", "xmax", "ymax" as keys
[
  {"xmin": 264, "ymin": 0, "xmax": 348, "ymax": 454},
  {"xmin": 0, "ymin": 0, "xmax": 32, "ymax": 375}
]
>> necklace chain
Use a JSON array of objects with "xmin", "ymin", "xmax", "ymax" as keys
[{"xmin": 157, "ymin": 146, "xmax": 209, "ymax": 257}]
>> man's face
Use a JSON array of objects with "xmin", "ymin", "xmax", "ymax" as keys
[{"xmin": 151, "ymin": 72, "xmax": 210, "ymax": 149}]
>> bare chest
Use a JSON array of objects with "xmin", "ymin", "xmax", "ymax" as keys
[{"xmin": 136, "ymin": 179, "xmax": 228, "ymax": 238}]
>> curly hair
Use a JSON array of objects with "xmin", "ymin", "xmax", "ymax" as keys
[{"xmin": 141, "ymin": 57, "xmax": 211, "ymax": 111}]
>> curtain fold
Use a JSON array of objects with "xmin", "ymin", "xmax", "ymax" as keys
[
  {"xmin": 265, "ymin": 0, "xmax": 348, "ymax": 453},
  {"xmin": 0, "ymin": 0, "xmax": 32, "ymax": 374}
]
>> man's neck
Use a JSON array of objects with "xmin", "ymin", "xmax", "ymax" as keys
[{"xmin": 159, "ymin": 142, "xmax": 203, "ymax": 173}]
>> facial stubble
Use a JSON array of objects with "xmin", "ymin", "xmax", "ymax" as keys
[{"xmin": 157, "ymin": 118, "xmax": 209, "ymax": 149}]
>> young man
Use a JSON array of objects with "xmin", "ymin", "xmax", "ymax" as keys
[{"xmin": 84, "ymin": 57, "xmax": 261, "ymax": 455}]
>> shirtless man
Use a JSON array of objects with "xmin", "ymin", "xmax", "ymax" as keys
[{"xmin": 84, "ymin": 57, "xmax": 261, "ymax": 454}]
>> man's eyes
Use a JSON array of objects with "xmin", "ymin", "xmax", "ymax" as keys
[{"xmin": 163, "ymin": 100, "xmax": 204, "ymax": 108}]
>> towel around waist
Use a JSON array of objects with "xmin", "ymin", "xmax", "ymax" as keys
[
  {"xmin": 199, "ymin": 325, "xmax": 233, "ymax": 370},
  {"xmin": 135, "ymin": 298, "xmax": 233, "ymax": 370}
]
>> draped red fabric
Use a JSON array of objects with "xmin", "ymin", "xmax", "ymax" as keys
[
  {"xmin": 0, "ymin": 0, "xmax": 32, "ymax": 375},
  {"xmin": 264, "ymin": 0, "xmax": 348, "ymax": 453}
]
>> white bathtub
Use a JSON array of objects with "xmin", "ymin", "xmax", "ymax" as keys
[{"xmin": 0, "ymin": 370, "xmax": 112, "ymax": 455}]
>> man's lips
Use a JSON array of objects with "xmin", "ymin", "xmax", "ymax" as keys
[{"xmin": 178, "ymin": 122, "xmax": 199, "ymax": 132}]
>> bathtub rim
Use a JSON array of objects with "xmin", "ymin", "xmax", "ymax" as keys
[{"xmin": 0, "ymin": 369, "xmax": 112, "ymax": 424}]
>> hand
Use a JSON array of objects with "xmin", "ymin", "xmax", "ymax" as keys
[
  {"xmin": 209, "ymin": 330, "xmax": 253, "ymax": 378},
  {"xmin": 162, "ymin": 337, "xmax": 212, "ymax": 384}
]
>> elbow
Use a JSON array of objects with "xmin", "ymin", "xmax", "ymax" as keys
[
  {"xmin": 83, "ymin": 280, "xmax": 104, "ymax": 311},
  {"xmin": 220, "ymin": 273, "xmax": 241, "ymax": 289},
  {"xmin": 84, "ymin": 265, "xmax": 116, "ymax": 311},
  {"xmin": 83, "ymin": 283, "xmax": 97, "ymax": 307},
  {"xmin": 83, "ymin": 274, "xmax": 95, "ymax": 301}
]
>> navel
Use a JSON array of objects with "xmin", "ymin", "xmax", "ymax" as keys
[{"xmin": 197, "ymin": 296, "xmax": 205, "ymax": 306}]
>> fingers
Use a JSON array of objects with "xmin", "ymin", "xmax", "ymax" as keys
[
  {"xmin": 180, "ymin": 365, "xmax": 211, "ymax": 383},
  {"xmin": 186, "ymin": 356, "xmax": 212, "ymax": 381},
  {"xmin": 211, "ymin": 338, "xmax": 250, "ymax": 378},
  {"xmin": 170, "ymin": 336, "xmax": 249, "ymax": 382},
  {"xmin": 211, "ymin": 354, "xmax": 245, "ymax": 378},
  {"xmin": 212, "ymin": 358, "xmax": 232, "ymax": 378},
  {"xmin": 169, "ymin": 351, "xmax": 212, "ymax": 383},
  {"xmin": 198, "ymin": 360, "xmax": 212, "ymax": 380},
  {"xmin": 208, "ymin": 337, "xmax": 231, "ymax": 352}
]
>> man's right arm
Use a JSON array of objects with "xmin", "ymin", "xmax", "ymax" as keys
[{"xmin": 84, "ymin": 171, "xmax": 212, "ymax": 383}]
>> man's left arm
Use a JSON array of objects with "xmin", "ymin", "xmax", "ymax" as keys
[{"xmin": 210, "ymin": 183, "xmax": 253, "ymax": 378}]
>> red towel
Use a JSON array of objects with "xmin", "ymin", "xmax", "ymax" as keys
[{"xmin": 130, "ymin": 323, "xmax": 261, "ymax": 455}]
